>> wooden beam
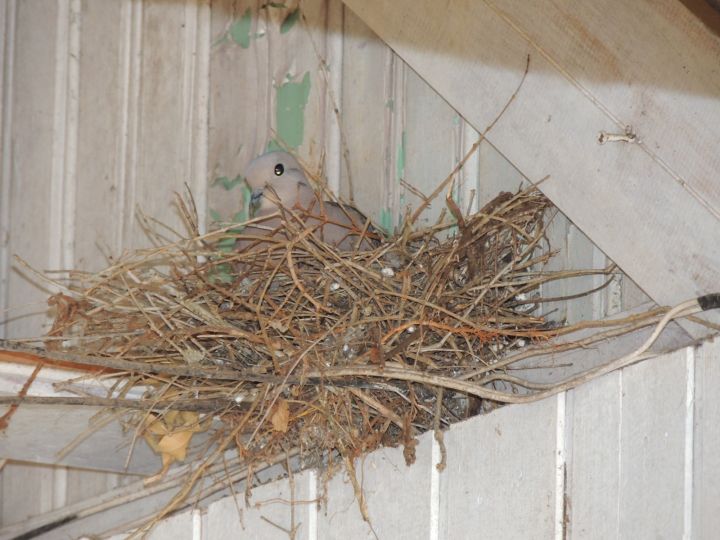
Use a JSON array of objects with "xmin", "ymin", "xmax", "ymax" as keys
[{"xmin": 340, "ymin": 0, "xmax": 720, "ymax": 338}]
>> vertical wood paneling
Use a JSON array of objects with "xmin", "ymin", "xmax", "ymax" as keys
[
  {"xmin": 317, "ymin": 435, "xmax": 432, "ymax": 539},
  {"xmin": 48, "ymin": 0, "xmax": 80, "ymax": 277},
  {"xmin": 116, "ymin": 0, "xmax": 143, "ymax": 252},
  {"xmin": 0, "ymin": 462, "xmax": 56, "ymax": 526},
  {"xmin": 65, "ymin": 468, "xmax": 124, "ymax": 506},
  {"xmin": 131, "ymin": 1, "xmax": 204, "ymax": 248},
  {"xmin": 694, "ymin": 339, "xmax": 720, "ymax": 538},
  {"xmin": 0, "ymin": 1, "xmax": 16, "ymax": 341},
  {"xmin": 404, "ymin": 69, "xmax": 457, "ymax": 228},
  {"xmin": 338, "ymin": 8, "xmax": 395, "ymax": 225},
  {"xmin": 4, "ymin": 0, "xmax": 58, "ymax": 338},
  {"xmin": 73, "ymin": 0, "xmax": 127, "ymax": 269},
  {"xmin": 146, "ymin": 510, "xmax": 196, "ymax": 540},
  {"xmin": 439, "ymin": 397, "xmax": 558, "ymax": 538},
  {"xmin": 323, "ymin": 0, "xmax": 344, "ymax": 194},
  {"xmin": 567, "ymin": 371, "xmax": 621, "ymax": 538},
  {"xmin": 617, "ymin": 349, "xmax": 689, "ymax": 539},
  {"xmin": 205, "ymin": 470, "xmax": 312, "ymax": 540}
]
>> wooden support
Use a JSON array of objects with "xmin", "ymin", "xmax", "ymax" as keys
[{"xmin": 340, "ymin": 0, "xmax": 720, "ymax": 338}]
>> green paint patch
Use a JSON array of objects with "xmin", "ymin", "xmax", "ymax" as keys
[
  {"xmin": 379, "ymin": 208, "xmax": 393, "ymax": 235},
  {"xmin": 396, "ymin": 131, "xmax": 406, "ymax": 183},
  {"xmin": 209, "ymin": 262, "xmax": 234, "ymax": 283},
  {"xmin": 280, "ymin": 8, "xmax": 300, "ymax": 34},
  {"xmin": 240, "ymin": 183, "xmax": 252, "ymax": 219},
  {"xmin": 276, "ymin": 72, "xmax": 311, "ymax": 149},
  {"xmin": 385, "ymin": 99, "xmax": 394, "ymax": 111},
  {"xmin": 209, "ymin": 208, "xmax": 222, "ymax": 222},
  {"xmin": 213, "ymin": 174, "xmax": 244, "ymax": 191},
  {"xmin": 452, "ymin": 114, "xmax": 461, "ymax": 126},
  {"xmin": 229, "ymin": 8, "xmax": 252, "ymax": 49}
]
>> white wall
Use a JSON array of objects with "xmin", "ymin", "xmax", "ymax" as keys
[
  {"xmin": 97, "ymin": 339, "xmax": 719, "ymax": 539},
  {"xmin": 1, "ymin": 0, "xmax": 653, "ymax": 530}
]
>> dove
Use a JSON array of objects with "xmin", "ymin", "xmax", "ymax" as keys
[{"xmin": 239, "ymin": 151, "xmax": 377, "ymax": 251}]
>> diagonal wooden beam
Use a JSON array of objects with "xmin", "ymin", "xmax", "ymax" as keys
[{"xmin": 341, "ymin": 0, "xmax": 720, "ymax": 338}]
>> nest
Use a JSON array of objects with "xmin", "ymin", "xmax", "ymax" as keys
[{"xmin": 33, "ymin": 184, "xmax": 641, "ymax": 527}]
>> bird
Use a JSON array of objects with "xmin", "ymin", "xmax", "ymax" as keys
[{"xmin": 239, "ymin": 151, "xmax": 377, "ymax": 251}]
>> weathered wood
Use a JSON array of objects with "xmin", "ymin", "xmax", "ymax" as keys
[
  {"xmin": 73, "ymin": 0, "xmax": 127, "ymax": 270},
  {"xmin": 205, "ymin": 470, "xmax": 312, "ymax": 540},
  {"xmin": 317, "ymin": 434, "xmax": 433, "ymax": 539},
  {"xmin": 567, "ymin": 372, "xmax": 621, "ymax": 538},
  {"xmin": 3, "ymin": 0, "xmax": 59, "ymax": 339},
  {"xmin": 0, "ymin": 462, "xmax": 55, "ymax": 528},
  {"xmin": 694, "ymin": 338, "xmax": 720, "ymax": 536},
  {"xmin": 439, "ymin": 397, "xmax": 558, "ymax": 538},
  {"xmin": 339, "ymin": 7, "xmax": 402, "ymax": 227},
  {"xmin": 339, "ymin": 0, "xmax": 720, "ymax": 338},
  {"xmin": 618, "ymin": 349, "xmax": 690, "ymax": 538}
]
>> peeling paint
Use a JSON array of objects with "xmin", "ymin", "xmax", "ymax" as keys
[
  {"xmin": 280, "ymin": 8, "xmax": 300, "ymax": 34},
  {"xmin": 266, "ymin": 139, "xmax": 283, "ymax": 152},
  {"xmin": 396, "ymin": 130, "xmax": 406, "ymax": 182},
  {"xmin": 276, "ymin": 72, "xmax": 311, "ymax": 149},
  {"xmin": 238, "ymin": 183, "xmax": 252, "ymax": 222},
  {"xmin": 380, "ymin": 208, "xmax": 393, "ymax": 235},
  {"xmin": 229, "ymin": 8, "xmax": 252, "ymax": 49},
  {"xmin": 213, "ymin": 174, "xmax": 244, "ymax": 191}
]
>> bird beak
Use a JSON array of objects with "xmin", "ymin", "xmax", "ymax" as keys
[{"xmin": 250, "ymin": 188, "xmax": 264, "ymax": 209}]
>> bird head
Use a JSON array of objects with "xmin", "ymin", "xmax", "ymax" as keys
[{"xmin": 243, "ymin": 151, "xmax": 313, "ymax": 215}]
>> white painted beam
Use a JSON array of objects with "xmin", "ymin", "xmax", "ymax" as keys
[{"xmin": 339, "ymin": 0, "xmax": 720, "ymax": 338}]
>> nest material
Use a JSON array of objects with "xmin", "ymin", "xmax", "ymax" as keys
[{"xmin": 46, "ymin": 187, "xmax": 568, "ymax": 470}]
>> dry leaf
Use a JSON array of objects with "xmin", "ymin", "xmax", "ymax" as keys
[
  {"xmin": 157, "ymin": 430, "xmax": 194, "ymax": 461},
  {"xmin": 143, "ymin": 410, "xmax": 209, "ymax": 483},
  {"xmin": 270, "ymin": 399, "xmax": 290, "ymax": 433}
]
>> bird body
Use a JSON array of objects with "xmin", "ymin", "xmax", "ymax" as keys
[{"xmin": 238, "ymin": 151, "xmax": 376, "ymax": 251}]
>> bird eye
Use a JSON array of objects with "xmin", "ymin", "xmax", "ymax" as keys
[{"xmin": 274, "ymin": 163, "xmax": 284, "ymax": 176}]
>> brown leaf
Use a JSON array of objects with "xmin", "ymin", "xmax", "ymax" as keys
[{"xmin": 270, "ymin": 399, "xmax": 290, "ymax": 433}]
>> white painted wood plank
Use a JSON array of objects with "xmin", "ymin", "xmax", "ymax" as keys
[
  {"xmin": 130, "ymin": 2, "xmax": 201, "ymax": 248},
  {"xmin": 565, "ymin": 225, "xmax": 604, "ymax": 324},
  {"xmin": 0, "ymin": 405, "xmax": 159, "ymax": 474},
  {"xmin": 339, "ymin": 0, "xmax": 720, "ymax": 338},
  {"xmin": 146, "ymin": 510, "xmax": 196, "ymax": 540},
  {"xmin": 403, "ymin": 68, "xmax": 457, "ymax": 228},
  {"xmin": 0, "ymin": 462, "xmax": 55, "ymax": 527},
  {"xmin": 618, "ymin": 348, "xmax": 690, "ymax": 538},
  {"xmin": 48, "ymin": 0, "xmax": 80, "ymax": 277},
  {"xmin": 693, "ymin": 338, "xmax": 720, "ymax": 538},
  {"xmin": 567, "ymin": 371, "xmax": 621, "ymax": 539},
  {"xmin": 73, "ymin": 0, "xmax": 136, "ymax": 269},
  {"xmin": 439, "ymin": 397, "xmax": 558, "ymax": 538},
  {"xmin": 65, "ymin": 468, "xmax": 124, "ymax": 506},
  {"xmin": 338, "ymin": 8, "xmax": 397, "ymax": 227},
  {"xmin": 317, "ymin": 433, "xmax": 432, "ymax": 539},
  {"xmin": 3, "ymin": 0, "xmax": 59, "ymax": 339},
  {"xmin": 0, "ymin": 0, "xmax": 17, "ymax": 341},
  {"xmin": 205, "ymin": 470, "xmax": 312, "ymax": 540}
]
